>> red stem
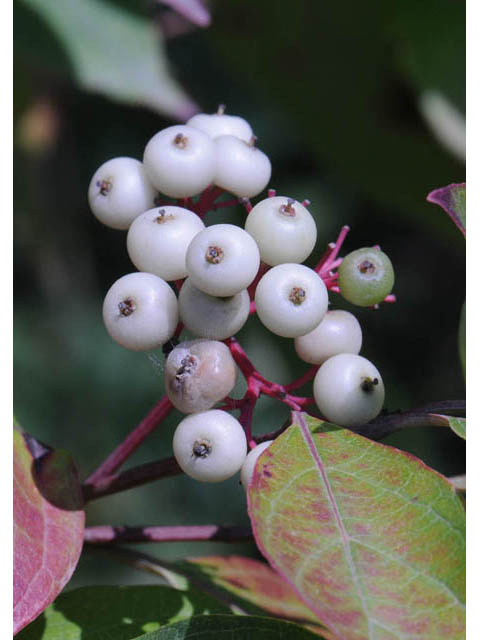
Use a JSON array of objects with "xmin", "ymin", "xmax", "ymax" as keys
[
  {"xmin": 284, "ymin": 366, "xmax": 319, "ymax": 392},
  {"xmin": 84, "ymin": 396, "xmax": 174, "ymax": 485},
  {"xmin": 247, "ymin": 262, "xmax": 270, "ymax": 300},
  {"xmin": 84, "ymin": 524, "xmax": 253, "ymax": 544},
  {"xmin": 315, "ymin": 225, "xmax": 350, "ymax": 275},
  {"xmin": 193, "ymin": 186, "xmax": 225, "ymax": 218}
]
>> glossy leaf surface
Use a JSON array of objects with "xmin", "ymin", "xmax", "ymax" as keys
[
  {"xmin": 13, "ymin": 429, "xmax": 85, "ymax": 634},
  {"xmin": 248, "ymin": 413, "xmax": 466, "ymax": 640},
  {"xmin": 106, "ymin": 550, "xmax": 331, "ymax": 637},
  {"xmin": 17, "ymin": 585, "xmax": 229, "ymax": 640},
  {"xmin": 131, "ymin": 614, "xmax": 322, "ymax": 639}
]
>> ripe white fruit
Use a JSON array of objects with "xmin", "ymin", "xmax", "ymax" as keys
[
  {"xmin": 240, "ymin": 440, "xmax": 273, "ymax": 490},
  {"xmin": 245, "ymin": 196, "xmax": 317, "ymax": 265},
  {"xmin": 102, "ymin": 272, "xmax": 178, "ymax": 351},
  {"xmin": 172, "ymin": 410, "xmax": 247, "ymax": 482},
  {"xmin": 185, "ymin": 224, "xmax": 260, "ymax": 297},
  {"xmin": 187, "ymin": 109, "xmax": 253, "ymax": 143},
  {"xmin": 88, "ymin": 157, "xmax": 157, "ymax": 230},
  {"xmin": 126, "ymin": 206, "xmax": 205, "ymax": 281},
  {"xmin": 294, "ymin": 310, "xmax": 363, "ymax": 365},
  {"xmin": 143, "ymin": 125, "xmax": 216, "ymax": 198},
  {"xmin": 255, "ymin": 264, "xmax": 329, "ymax": 338},
  {"xmin": 313, "ymin": 353, "xmax": 385, "ymax": 427},
  {"xmin": 178, "ymin": 278, "xmax": 250, "ymax": 340},
  {"xmin": 213, "ymin": 135, "xmax": 271, "ymax": 198},
  {"xmin": 165, "ymin": 340, "xmax": 237, "ymax": 413}
]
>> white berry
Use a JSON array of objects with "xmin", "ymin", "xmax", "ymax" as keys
[
  {"xmin": 255, "ymin": 264, "xmax": 328, "ymax": 338},
  {"xmin": 88, "ymin": 157, "xmax": 157, "ymax": 230},
  {"xmin": 165, "ymin": 340, "xmax": 237, "ymax": 413},
  {"xmin": 213, "ymin": 135, "xmax": 271, "ymax": 198},
  {"xmin": 240, "ymin": 440, "xmax": 274, "ymax": 490},
  {"xmin": 172, "ymin": 410, "xmax": 247, "ymax": 482},
  {"xmin": 143, "ymin": 125, "xmax": 216, "ymax": 198},
  {"xmin": 102, "ymin": 272, "xmax": 178, "ymax": 351},
  {"xmin": 245, "ymin": 196, "xmax": 317, "ymax": 265},
  {"xmin": 178, "ymin": 278, "xmax": 250, "ymax": 340},
  {"xmin": 313, "ymin": 353, "xmax": 385, "ymax": 427},
  {"xmin": 126, "ymin": 206, "xmax": 205, "ymax": 281},
  {"xmin": 186, "ymin": 224, "xmax": 260, "ymax": 297},
  {"xmin": 294, "ymin": 310, "xmax": 363, "ymax": 365},
  {"xmin": 187, "ymin": 108, "xmax": 253, "ymax": 143}
]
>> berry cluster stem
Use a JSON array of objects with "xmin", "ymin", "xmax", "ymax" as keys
[{"xmin": 223, "ymin": 337, "xmax": 316, "ymax": 446}]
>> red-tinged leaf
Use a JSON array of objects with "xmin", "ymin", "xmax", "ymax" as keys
[
  {"xmin": 248, "ymin": 412, "xmax": 466, "ymax": 640},
  {"xmin": 134, "ymin": 553, "xmax": 332, "ymax": 637},
  {"xmin": 182, "ymin": 556, "xmax": 332, "ymax": 636},
  {"xmin": 427, "ymin": 183, "xmax": 466, "ymax": 236},
  {"xmin": 13, "ymin": 428, "xmax": 85, "ymax": 634}
]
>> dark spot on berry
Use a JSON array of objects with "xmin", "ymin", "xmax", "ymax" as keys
[
  {"xmin": 155, "ymin": 208, "xmax": 175, "ymax": 223},
  {"xmin": 279, "ymin": 198, "xmax": 296, "ymax": 217},
  {"xmin": 175, "ymin": 354, "xmax": 197, "ymax": 381},
  {"xmin": 193, "ymin": 440, "xmax": 211, "ymax": 458},
  {"xmin": 289, "ymin": 286, "xmax": 306, "ymax": 305},
  {"xmin": 361, "ymin": 377, "xmax": 379, "ymax": 393},
  {"xmin": 206, "ymin": 245, "xmax": 224, "ymax": 264},
  {"xmin": 118, "ymin": 298, "xmax": 135, "ymax": 316},
  {"xmin": 358, "ymin": 260, "xmax": 376, "ymax": 275},
  {"xmin": 97, "ymin": 179, "xmax": 112, "ymax": 196},
  {"xmin": 173, "ymin": 133, "xmax": 188, "ymax": 148}
]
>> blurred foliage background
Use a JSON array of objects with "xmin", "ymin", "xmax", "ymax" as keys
[{"xmin": 14, "ymin": 0, "xmax": 465, "ymax": 588}]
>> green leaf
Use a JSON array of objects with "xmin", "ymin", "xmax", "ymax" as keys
[
  {"xmin": 105, "ymin": 550, "xmax": 331, "ymax": 637},
  {"xmin": 131, "ymin": 614, "xmax": 322, "ymax": 639},
  {"xmin": 427, "ymin": 183, "xmax": 466, "ymax": 237},
  {"xmin": 248, "ymin": 413, "xmax": 466, "ymax": 640},
  {"xmin": 17, "ymin": 585, "xmax": 231, "ymax": 640},
  {"xmin": 459, "ymin": 301, "xmax": 466, "ymax": 378},
  {"xmin": 14, "ymin": 428, "xmax": 85, "ymax": 634},
  {"xmin": 17, "ymin": 0, "xmax": 198, "ymax": 120}
]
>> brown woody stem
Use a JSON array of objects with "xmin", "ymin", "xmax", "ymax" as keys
[{"xmin": 83, "ymin": 456, "xmax": 182, "ymax": 502}]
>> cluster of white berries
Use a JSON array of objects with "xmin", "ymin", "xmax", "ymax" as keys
[{"xmin": 88, "ymin": 107, "xmax": 392, "ymax": 488}]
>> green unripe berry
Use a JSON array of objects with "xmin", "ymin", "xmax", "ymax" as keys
[{"xmin": 338, "ymin": 247, "xmax": 394, "ymax": 307}]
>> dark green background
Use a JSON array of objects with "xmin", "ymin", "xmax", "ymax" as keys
[{"xmin": 14, "ymin": 0, "xmax": 465, "ymax": 588}]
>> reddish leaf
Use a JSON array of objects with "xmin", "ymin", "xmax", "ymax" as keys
[
  {"xmin": 183, "ymin": 556, "xmax": 332, "ymax": 635},
  {"xmin": 427, "ymin": 182, "xmax": 466, "ymax": 237},
  {"xmin": 13, "ymin": 428, "xmax": 85, "ymax": 634},
  {"xmin": 248, "ymin": 413, "xmax": 465, "ymax": 640}
]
